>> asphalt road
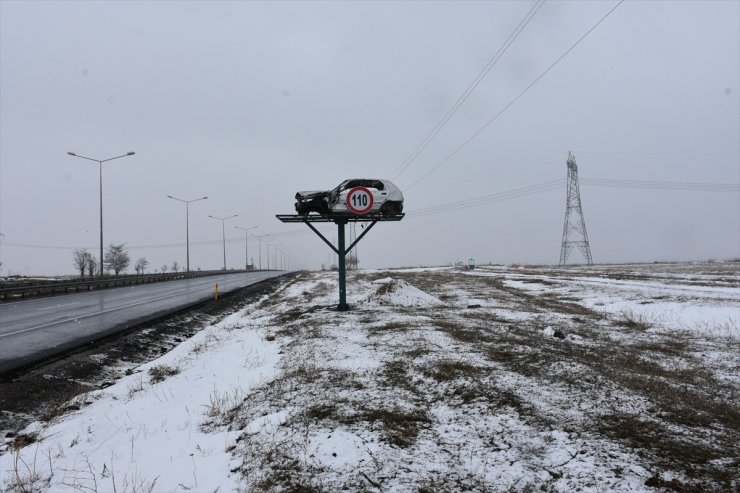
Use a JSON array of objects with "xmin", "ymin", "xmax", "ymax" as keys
[{"xmin": 0, "ymin": 271, "xmax": 286, "ymax": 374}]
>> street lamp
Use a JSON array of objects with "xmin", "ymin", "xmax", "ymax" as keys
[
  {"xmin": 276, "ymin": 247, "xmax": 286, "ymax": 270},
  {"xmin": 265, "ymin": 240, "xmax": 279, "ymax": 270},
  {"xmin": 0, "ymin": 232, "xmax": 5, "ymax": 275},
  {"xmin": 275, "ymin": 247, "xmax": 282, "ymax": 270},
  {"xmin": 253, "ymin": 234, "xmax": 269, "ymax": 269},
  {"xmin": 67, "ymin": 151, "xmax": 135, "ymax": 277},
  {"xmin": 167, "ymin": 195, "xmax": 208, "ymax": 272},
  {"xmin": 269, "ymin": 242, "xmax": 282, "ymax": 270},
  {"xmin": 234, "ymin": 225, "xmax": 258, "ymax": 270},
  {"xmin": 208, "ymin": 214, "xmax": 238, "ymax": 270}
]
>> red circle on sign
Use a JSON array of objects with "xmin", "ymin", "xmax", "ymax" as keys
[{"xmin": 346, "ymin": 186, "xmax": 374, "ymax": 214}]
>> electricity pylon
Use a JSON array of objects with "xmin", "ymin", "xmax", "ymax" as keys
[
  {"xmin": 559, "ymin": 151, "xmax": 593, "ymax": 265},
  {"xmin": 347, "ymin": 222, "xmax": 359, "ymax": 270}
]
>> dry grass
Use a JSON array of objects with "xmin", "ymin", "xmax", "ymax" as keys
[
  {"xmin": 618, "ymin": 309, "xmax": 653, "ymax": 331},
  {"xmin": 208, "ymin": 268, "xmax": 739, "ymax": 491},
  {"xmin": 147, "ymin": 364, "xmax": 180, "ymax": 384},
  {"xmin": 435, "ymin": 318, "xmax": 482, "ymax": 343},
  {"xmin": 204, "ymin": 388, "xmax": 246, "ymax": 422},
  {"xmin": 424, "ymin": 359, "xmax": 481, "ymax": 382},
  {"xmin": 390, "ymin": 270, "xmax": 738, "ymax": 490},
  {"xmin": 360, "ymin": 407, "xmax": 430, "ymax": 448},
  {"xmin": 7, "ymin": 434, "xmax": 37, "ymax": 451}
]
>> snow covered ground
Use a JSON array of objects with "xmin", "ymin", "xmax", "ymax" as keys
[{"xmin": 2, "ymin": 262, "xmax": 738, "ymax": 492}]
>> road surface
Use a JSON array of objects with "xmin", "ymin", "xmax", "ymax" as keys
[{"xmin": 0, "ymin": 271, "xmax": 286, "ymax": 373}]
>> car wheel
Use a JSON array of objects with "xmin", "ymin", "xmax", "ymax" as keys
[{"xmin": 381, "ymin": 202, "xmax": 401, "ymax": 216}]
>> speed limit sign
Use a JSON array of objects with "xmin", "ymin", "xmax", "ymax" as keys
[{"xmin": 346, "ymin": 186, "xmax": 374, "ymax": 214}]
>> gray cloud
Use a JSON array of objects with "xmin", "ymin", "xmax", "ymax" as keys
[{"xmin": 1, "ymin": 0, "xmax": 737, "ymax": 275}]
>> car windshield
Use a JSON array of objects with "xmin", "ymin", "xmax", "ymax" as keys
[{"xmin": 336, "ymin": 179, "xmax": 385, "ymax": 191}]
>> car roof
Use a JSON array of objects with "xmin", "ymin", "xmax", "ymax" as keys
[
  {"xmin": 339, "ymin": 179, "xmax": 399, "ymax": 190},
  {"xmin": 341, "ymin": 178, "xmax": 396, "ymax": 184}
]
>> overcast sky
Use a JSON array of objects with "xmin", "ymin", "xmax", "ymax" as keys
[{"xmin": 1, "ymin": 0, "xmax": 738, "ymax": 276}]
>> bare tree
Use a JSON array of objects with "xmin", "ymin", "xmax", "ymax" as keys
[
  {"xmin": 346, "ymin": 255, "xmax": 359, "ymax": 271},
  {"xmin": 172, "ymin": 261, "xmax": 179, "ymax": 273},
  {"xmin": 104, "ymin": 243, "xmax": 130, "ymax": 276},
  {"xmin": 134, "ymin": 257, "xmax": 149, "ymax": 275},
  {"xmin": 72, "ymin": 248, "xmax": 88, "ymax": 277},
  {"xmin": 85, "ymin": 254, "xmax": 98, "ymax": 277},
  {"xmin": 161, "ymin": 264, "xmax": 168, "ymax": 273}
]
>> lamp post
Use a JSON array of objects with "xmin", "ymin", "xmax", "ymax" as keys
[
  {"xmin": 253, "ymin": 234, "xmax": 269, "ymax": 269},
  {"xmin": 67, "ymin": 151, "xmax": 135, "ymax": 277},
  {"xmin": 270, "ymin": 242, "xmax": 282, "ymax": 270},
  {"xmin": 208, "ymin": 214, "xmax": 238, "ymax": 270},
  {"xmin": 271, "ymin": 243, "xmax": 278, "ymax": 270},
  {"xmin": 234, "ymin": 225, "xmax": 258, "ymax": 270},
  {"xmin": 167, "ymin": 195, "xmax": 207, "ymax": 272},
  {"xmin": 277, "ymin": 247, "xmax": 285, "ymax": 270},
  {"xmin": 266, "ymin": 240, "xmax": 279, "ymax": 270}
]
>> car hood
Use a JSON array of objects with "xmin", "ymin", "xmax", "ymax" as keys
[{"xmin": 295, "ymin": 190, "xmax": 328, "ymax": 199}]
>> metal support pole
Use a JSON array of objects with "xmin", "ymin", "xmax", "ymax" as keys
[
  {"xmin": 98, "ymin": 162, "xmax": 104, "ymax": 277},
  {"xmin": 337, "ymin": 219, "xmax": 348, "ymax": 311},
  {"xmin": 221, "ymin": 221, "xmax": 226, "ymax": 270},
  {"xmin": 68, "ymin": 151, "xmax": 135, "ymax": 277},
  {"xmin": 209, "ymin": 214, "xmax": 237, "ymax": 271},
  {"xmin": 304, "ymin": 222, "xmax": 339, "ymax": 254},
  {"xmin": 253, "ymin": 234, "xmax": 270, "ymax": 269},
  {"xmin": 236, "ymin": 226, "xmax": 257, "ymax": 270},
  {"xmin": 185, "ymin": 202, "xmax": 190, "ymax": 272},
  {"xmin": 168, "ymin": 196, "xmax": 207, "ymax": 273},
  {"xmin": 279, "ymin": 213, "xmax": 403, "ymax": 311}
]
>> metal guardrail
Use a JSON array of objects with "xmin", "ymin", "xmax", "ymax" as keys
[{"xmin": 0, "ymin": 269, "xmax": 268, "ymax": 301}]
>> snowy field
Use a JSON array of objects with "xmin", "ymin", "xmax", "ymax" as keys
[{"xmin": 1, "ymin": 262, "xmax": 738, "ymax": 492}]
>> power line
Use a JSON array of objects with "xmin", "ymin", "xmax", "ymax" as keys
[
  {"xmin": 577, "ymin": 150, "xmax": 738, "ymax": 158},
  {"xmin": 3, "ymin": 242, "xmax": 91, "ymax": 251},
  {"xmin": 580, "ymin": 178, "xmax": 739, "ymax": 192},
  {"xmin": 407, "ymin": 179, "xmax": 565, "ymax": 218},
  {"xmin": 3, "ymin": 229, "xmax": 319, "ymax": 252},
  {"xmin": 390, "ymin": 0, "xmax": 546, "ymax": 180},
  {"xmin": 7, "ymin": 173, "xmax": 736, "ymax": 251},
  {"xmin": 404, "ymin": 0, "xmax": 625, "ymax": 190},
  {"xmin": 405, "ymin": 175, "xmax": 739, "ymax": 219}
]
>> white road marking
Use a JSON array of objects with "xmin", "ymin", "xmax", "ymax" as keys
[
  {"xmin": 0, "ymin": 273, "xmax": 282, "ymax": 339},
  {"xmin": 1, "ymin": 290, "xmax": 193, "ymax": 338},
  {"xmin": 120, "ymin": 291, "xmax": 143, "ymax": 297},
  {"xmin": 37, "ymin": 301, "xmax": 81, "ymax": 311}
]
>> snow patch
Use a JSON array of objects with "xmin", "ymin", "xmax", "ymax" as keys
[{"xmin": 366, "ymin": 278, "xmax": 444, "ymax": 307}]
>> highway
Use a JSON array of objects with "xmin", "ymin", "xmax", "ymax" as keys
[{"xmin": 0, "ymin": 271, "xmax": 286, "ymax": 374}]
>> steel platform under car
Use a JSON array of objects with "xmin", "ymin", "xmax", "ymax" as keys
[
  {"xmin": 276, "ymin": 213, "xmax": 405, "ymax": 223},
  {"xmin": 276, "ymin": 212, "xmax": 404, "ymax": 311}
]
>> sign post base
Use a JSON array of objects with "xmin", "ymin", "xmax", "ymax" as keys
[{"xmin": 276, "ymin": 213, "xmax": 404, "ymax": 311}]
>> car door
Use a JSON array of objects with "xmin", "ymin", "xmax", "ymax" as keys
[{"xmin": 367, "ymin": 180, "xmax": 386, "ymax": 210}]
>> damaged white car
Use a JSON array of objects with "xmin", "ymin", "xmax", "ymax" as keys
[{"xmin": 295, "ymin": 179, "xmax": 404, "ymax": 216}]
